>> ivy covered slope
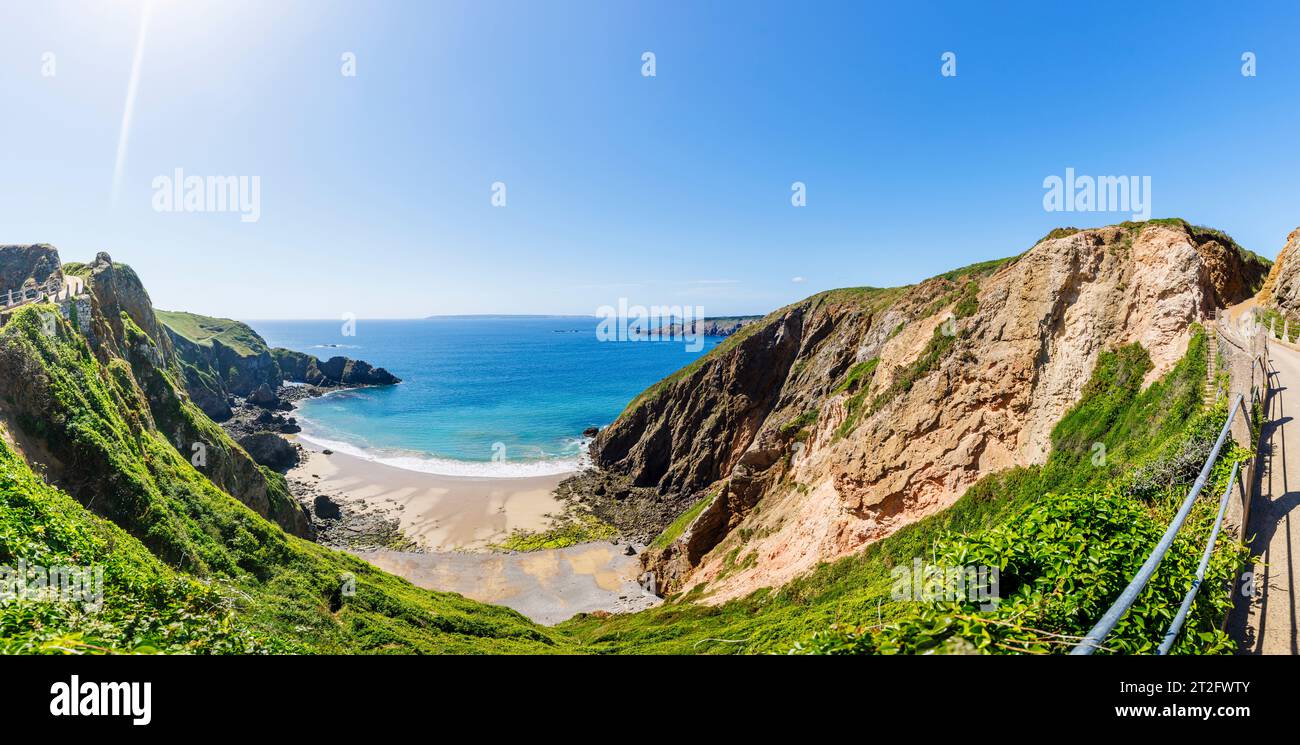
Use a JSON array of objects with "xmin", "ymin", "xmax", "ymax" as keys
[
  {"xmin": 560, "ymin": 327, "xmax": 1248, "ymax": 654},
  {"xmin": 0, "ymin": 265, "xmax": 564, "ymax": 653}
]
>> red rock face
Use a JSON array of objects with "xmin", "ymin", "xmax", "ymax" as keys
[
  {"xmin": 585, "ymin": 222, "xmax": 1268, "ymax": 601},
  {"xmin": 1259, "ymin": 227, "xmax": 1300, "ymax": 313}
]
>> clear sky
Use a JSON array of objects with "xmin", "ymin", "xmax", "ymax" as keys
[{"xmin": 3, "ymin": 1, "xmax": 1299, "ymax": 319}]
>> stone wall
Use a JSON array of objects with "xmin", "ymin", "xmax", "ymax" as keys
[{"xmin": 1215, "ymin": 312, "xmax": 1268, "ymax": 543}]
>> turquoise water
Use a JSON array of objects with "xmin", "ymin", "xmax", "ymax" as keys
[{"xmin": 249, "ymin": 317, "xmax": 718, "ymax": 476}]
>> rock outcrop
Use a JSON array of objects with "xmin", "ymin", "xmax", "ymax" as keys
[
  {"xmin": 0, "ymin": 246, "xmax": 315, "ymax": 539},
  {"xmin": 0, "ymin": 243, "xmax": 62, "ymax": 291},
  {"xmin": 1258, "ymin": 227, "xmax": 1300, "ymax": 313},
  {"xmin": 563, "ymin": 220, "xmax": 1270, "ymax": 602},
  {"xmin": 238, "ymin": 432, "xmax": 301, "ymax": 472},
  {"xmin": 158, "ymin": 315, "xmax": 400, "ymax": 422},
  {"xmin": 273, "ymin": 348, "xmax": 400, "ymax": 387},
  {"xmin": 649, "ymin": 316, "xmax": 761, "ymax": 339}
]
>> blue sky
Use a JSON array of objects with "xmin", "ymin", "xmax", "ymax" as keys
[{"xmin": 2, "ymin": 0, "xmax": 1299, "ymax": 319}]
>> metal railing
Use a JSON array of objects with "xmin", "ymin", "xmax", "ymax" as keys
[
  {"xmin": 1069, "ymin": 393, "xmax": 1243, "ymax": 654},
  {"xmin": 1156, "ymin": 460, "xmax": 1239, "ymax": 654}
]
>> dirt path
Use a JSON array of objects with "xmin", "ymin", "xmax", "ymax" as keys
[{"xmin": 1229, "ymin": 337, "xmax": 1300, "ymax": 654}]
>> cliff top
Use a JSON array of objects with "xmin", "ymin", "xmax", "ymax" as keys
[{"xmin": 156, "ymin": 309, "xmax": 269, "ymax": 358}]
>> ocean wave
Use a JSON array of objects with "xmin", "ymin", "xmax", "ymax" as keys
[{"xmin": 295, "ymin": 431, "xmax": 586, "ymax": 478}]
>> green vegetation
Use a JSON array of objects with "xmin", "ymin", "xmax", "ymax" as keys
[
  {"xmin": 793, "ymin": 466, "xmax": 1246, "ymax": 654},
  {"xmin": 836, "ymin": 282, "xmax": 980, "ymax": 440},
  {"xmin": 834, "ymin": 358, "xmax": 879, "ymax": 394},
  {"xmin": 559, "ymin": 328, "xmax": 1243, "ymax": 654},
  {"xmin": 60, "ymin": 262, "xmax": 91, "ymax": 278},
  {"xmin": 934, "ymin": 256, "xmax": 1016, "ymax": 283},
  {"xmin": 0, "ymin": 427, "xmax": 288, "ymax": 654},
  {"xmin": 649, "ymin": 493, "xmax": 715, "ymax": 551},
  {"xmin": 155, "ymin": 309, "xmax": 269, "ymax": 357},
  {"xmin": 1035, "ymin": 227, "xmax": 1081, "ymax": 244},
  {"xmin": 779, "ymin": 410, "xmax": 819, "ymax": 440},
  {"xmin": 1255, "ymin": 305, "xmax": 1297, "ymax": 343},
  {"xmin": 495, "ymin": 512, "xmax": 617, "ymax": 552},
  {"xmin": 0, "ymin": 305, "xmax": 567, "ymax": 653}
]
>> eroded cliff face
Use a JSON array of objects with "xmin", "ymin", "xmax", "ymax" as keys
[
  {"xmin": 1258, "ymin": 227, "xmax": 1300, "ymax": 314},
  {"xmin": 0, "ymin": 244, "xmax": 62, "ymax": 291},
  {"xmin": 568, "ymin": 221, "xmax": 1268, "ymax": 602},
  {"xmin": 0, "ymin": 248, "xmax": 313, "ymax": 538}
]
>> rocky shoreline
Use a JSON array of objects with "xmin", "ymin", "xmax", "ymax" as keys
[{"xmin": 217, "ymin": 382, "xmax": 421, "ymax": 552}]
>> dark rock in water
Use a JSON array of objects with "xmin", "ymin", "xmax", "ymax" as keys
[
  {"xmin": 313, "ymin": 494, "xmax": 342, "ymax": 520},
  {"xmin": 237, "ymin": 432, "xmax": 299, "ymax": 471},
  {"xmin": 278, "ymin": 422, "xmax": 302, "ymax": 434},
  {"xmin": 322, "ymin": 449, "xmax": 334, "ymax": 455},
  {"xmin": 582, "ymin": 426, "xmax": 599, "ymax": 438},
  {"xmin": 248, "ymin": 383, "xmax": 280, "ymax": 409},
  {"xmin": 623, "ymin": 544, "xmax": 636, "ymax": 556},
  {"xmin": 318, "ymin": 356, "xmax": 401, "ymax": 386}
]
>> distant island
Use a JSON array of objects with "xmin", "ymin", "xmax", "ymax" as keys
[{"xmin": 649, "ymin": 315, "xmax": 763, "ymax": 338}]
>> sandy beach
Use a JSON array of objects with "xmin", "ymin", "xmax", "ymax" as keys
[
  {"xmin": 288, "ymin": 439, "xmax": 569, "ymax": 551},
  {"xmin": 287, "ymin": 438, "xmax": 661, "ymax": 623}
]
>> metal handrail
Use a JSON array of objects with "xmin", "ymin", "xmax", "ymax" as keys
[
  {"xmin": 1156, "ymin": 460, "xmax": 1239, "ymax": 654},
  {"xmin": 1070, "ymin": 393, "xmax": 1242, "ymax": 654}
]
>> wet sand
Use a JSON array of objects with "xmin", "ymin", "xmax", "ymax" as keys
[
  {"xmin": 355, "ymin": 543, "xmax": 660, "ymax": 625},
  {"xmin": 288, "ymin": 440, "xmax": 568, "ymax": 551}
]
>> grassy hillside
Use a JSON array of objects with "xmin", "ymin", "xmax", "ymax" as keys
[
  {"xmin": 155, "ymin": 309, "xmax": 268, "ymax": 358},
  {"xmin": 0, "ymin": 304, "xmax": 568, "ymax": 653},
  {"xmin": 559, "ymin": 327, "xmax": 1246, "ymax": 654}
]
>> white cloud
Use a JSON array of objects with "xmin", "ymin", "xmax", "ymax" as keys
[{"xmin": 791, "ymin": 276, "xmax": 806, "ymax": 283}]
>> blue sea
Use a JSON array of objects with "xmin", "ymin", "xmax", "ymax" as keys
[{"xmin": 248, "ymin": 317, "xmax": 718, "ymax": 477}]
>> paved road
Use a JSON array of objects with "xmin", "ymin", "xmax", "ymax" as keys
[{"xmin": 1229, "ymin": 339, "xmax": 1300, "ymax": 654}]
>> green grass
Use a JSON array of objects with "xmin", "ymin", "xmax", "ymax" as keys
[
  {"xmin": 0, "ymin": 304, "xmax": 569, "ymax": 653},
  {"xmin": 834, "ymin": 358, "xmax": 879, "ymax": 394},
  {"xmin": 558, "ymin": 328, "xmax": 1234, "ymax": 654},
  {"xmin": 778, "ymin": 410, "xmax": 819, "ymax": 439},
  {"xmin": 933, "ymin": 256, "xmax": 1016, "ymax": 282},
  {"xmin": 0, "ymin": 423, "xmax": 290, "ymax": 654},
  {"xmin": 495, "ymin": 512, "xmax": 617, "ymax": 552},
  {"xmin": 155, "ymin": 309, "xmax": 269, "ymax": 358},
  {"xmin": 649, "ymin": 493, "xmax": 715, "ymax": 551}
]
